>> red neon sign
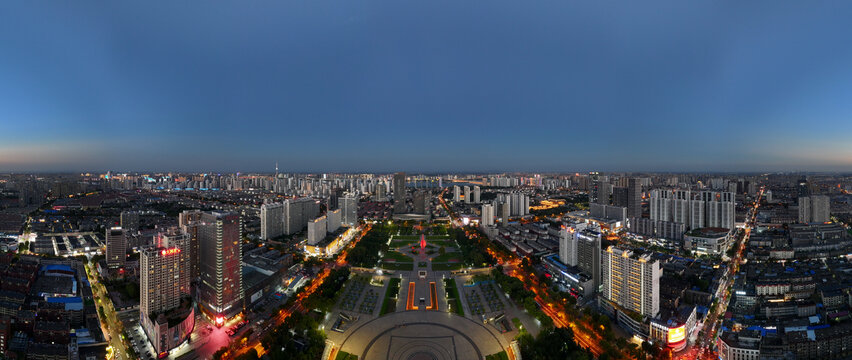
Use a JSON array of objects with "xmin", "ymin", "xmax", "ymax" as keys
[{"xmin": 161, "ymin": 248, "xmax": 181, "ymax": 256}]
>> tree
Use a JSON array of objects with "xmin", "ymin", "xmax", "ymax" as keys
[
  {"xmin": 438, "ymin": 246, "xmax": 446, "ymax": 255},
  {"xmin": 212, "ymin": 346, "xmax": 229, "ymax": 360},
  {"xmin": 234, "ymin": 348, "xmax": 259, "ymax": 360}
]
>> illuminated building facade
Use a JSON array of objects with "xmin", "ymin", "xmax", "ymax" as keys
[
  {"xmin": 198, "ymin": 211, "xmax": 243, "ymax": 321},
  {"xmin": 105, "ymin": 227, "xmax": 126, "ymax": 271},
  {"xmin": 601, "ymin": 246, "xmax": 661, "ymax": 317},
  {"xmin": 140, "ymin": 227, "xmax": 194, "ymax": 356}
]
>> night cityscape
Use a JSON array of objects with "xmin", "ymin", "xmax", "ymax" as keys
[{"xmin": 2, "ymin": 2, "xmax": 852, "ymax": 360}]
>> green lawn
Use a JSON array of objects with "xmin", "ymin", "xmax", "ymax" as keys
[
  {"xmin": 390, "ymin": 239, "xmax": 420, "ymax": 247},
  {"xmin": 431, "ymin": 252, "xmax": 460, "ymax": 263},
  {"xmin": 485, "ymin": 351, "xmax": 509, "ymax": 360},
  {"xmin": 382, "ymin": 250, "xmax": 413, "ymax": 263},
  {"xmin": 380, "ymin": 278, "xmax": 402, "ymax": 315},
  {"xmin": 335, "ymin": 350, "xmax": 358, "ymax": 360},
  {"xmin": 427, "ymin": 239, "xmax": 456, "ymax": 247},
  {"xmin": 431, "ymin": 263, "xmax": 464, "ymax": 271},
  {"xmin": 443, "ymin": 278, "xmax": 464, "ymax": 316},
  {"xmin": 381, "ymin": 262, "xmax": 414, "ymax": 271}
]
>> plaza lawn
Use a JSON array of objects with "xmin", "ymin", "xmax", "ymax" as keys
[
  {"xmin": 427, "ymin": 239, "xmax": 456, "ymax": 247},
  {"xmin": 380, "ymin": 278, "xmax": 401, "ymax": 315},
  {"xmin": 443, "ymin": 278, "xmax": 464, "ymax": 316},
  {"xmin": 390, "ymin": 239, "xmax": 420, "ymax": 247},
  {"xmin": 335, "ymin": 350, "xmax": 358, "ymax": 360},
  {"xmin": 382, "ymin": 250, "xmax": 413, "ymax": 263},
  {"xmin": 431, "ymin": 252, "xmax": 460, "ymax": 263},
  {"xmin": 431, "ymin": 262, "xmax": 464, "ymax": 271},
  {"xmin": 381, "ymin": 262, "xmax": 414, "ymax": 271},
  {"xmin": 485, "ymin": 351, "xmax": 509, "ymax": 360}
]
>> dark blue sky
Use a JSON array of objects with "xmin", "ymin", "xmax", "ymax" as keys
[{"xmin": 2, "ymin": 1, "xmax": 851, "ymax": 173}]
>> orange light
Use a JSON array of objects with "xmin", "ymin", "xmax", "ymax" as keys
[{"xmin": 215, "ymin": 316, "xmax": 225, "ymax": 326}]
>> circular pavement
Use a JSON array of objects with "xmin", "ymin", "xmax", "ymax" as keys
[{"xmin": 337, "ymin": 311, "xmax": 508, "ymax": 360}]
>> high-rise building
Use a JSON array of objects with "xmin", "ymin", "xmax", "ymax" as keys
[
  {"xmin": 374, "ymin": 185, "xmax": 386, "ymax": 202},
  {"xmin": 393, "ymin": 172, "xmax": 406, "ymax": 214},
  {"xmin": 649, "ymin": 189, "xmax": 735, "ymax": 230},
  {"xmin": 141, "ymin": 230, "xmax": 190, "ymax": 315},
  {"xmin": 284, "ymin": 198, "xmax": 320, "ymax": 235},
  {"xmin": 576, "ymin": 229, "xmax": 602, "ymax": 290},
  {"xmin": 413, "ymin": 190, "xmax": 428, "ymax": 214},
  {"xmin": 453, "ymin": 186, "xmax": 461, "ymax": 203},
  {"xmin": 501, "ymin": 201, "xmax": 511, "ymax": 226},
  {"xmin": 798, "ymin": 195, "xmax": 830, "ymax": 224},
  {"xmin": 627, "ymin": 178, "xmax": 642, "ymax": 219},
  {"xmin": 307, "ymin": 216, "xmax": 327, "ymax": 245},
  {"xmin": 327, "ymin": 209, "xmax": 341, "ymax": 233},
  {"xmin": 481, "ymin": 204, "xmax": 494, "ymax": 227},
  {"xmin": 341, "ymin": 193, "xmax": 358, "ymax": 226},
  {"xmin": 179, "ymin": 210, "xmax": 203, "ymax": 281},
  {"xmin": 612, "ymin": 187, "xmax": 629, "ymax": 207},
  {"xmin": 559, "ymin": 226, "xmax": 578, "ymax": 266},
  {"xmin": 179, "ymin": 209, "xmax": 203, "ymax": 228},
  {"xmin": 120, "ymin": 211, "xmax": 139, "ymax": 233},
  {"xmin": 106, "ymin": 227, "xmax": 126, "ymax": 270},
  {"xmin": 473, "ymin": 186, "xmax": 481, "ymax": 204},
  {"xmin": 260, "ymin": 202, "xmax": 285, "ymax": 240},
  {"xmin": 464, "ymin": 186, "xmax": 471, "ymax": 204},
  {"xmin": 602, "ymin": 246, "xmax": 661, "ymax": 317},
  {"xmin": 797, "ymin": 177, "xmax": 811, "ymax": 199},
  {"xmin": 198, "ymin": 212, "xmax": 243, "ymax": 320},
  {"xmin": 589, "ymin": 172, "xmax": 603, "ymax": 204},
  {"xmin": 140, "ymin": 228, "xmax": 194, "ymax": 355}
]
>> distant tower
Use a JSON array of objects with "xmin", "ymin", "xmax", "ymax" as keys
[{"xmin": 393, "ymin": 172, "xmax": 406, "ymax": 214}]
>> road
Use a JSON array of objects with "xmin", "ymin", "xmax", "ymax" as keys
[
  {"xmin": 693, "ymin": 187, "xmax": 763, "ymax": 359},
  {"xmin": 438, "ymin": 193, "xmax": 609, "ymax": 358},
  {"xmin": 85, "ymin": 262, "xmax": 133, "ymax": 360}
]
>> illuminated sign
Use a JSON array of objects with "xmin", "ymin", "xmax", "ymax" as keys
[
  {"xmin": 667, "ymin": 325, "xmax": 686, "ymax": 344},
  {"xmin": 161, "ymin": 248, "xmax": 181, "ymax": 256},
  {"xmin": 215, "ymin": 316, "xmax": 225, "ymax": 327}
]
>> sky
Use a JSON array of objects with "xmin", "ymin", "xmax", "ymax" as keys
[{"xmin": 1, "ymin": 1, "xmax": 852, "ymax": 173}]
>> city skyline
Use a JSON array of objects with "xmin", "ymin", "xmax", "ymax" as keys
[{"xmin": 2, "ymin": 1, "xmax": 852, "ymax": 172}]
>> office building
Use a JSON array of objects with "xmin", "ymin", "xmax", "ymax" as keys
[
  {"xmin": 260, "ymin": 202, "xmax": 285, "ymax": 240},
  {"xmin": 179, "ymin": 210, "xmax": 203, "ymax": 281},
  {"xmin": 453, "ymin": 186, "xmax": 461, "ymax": 203},
  {"xmin": 650, "ymin": 189, "xmax": 735, "ymax": 230},
  {"xmin": 341, "ymin": 193, "xmax": 358, "ymax": 226},
  {"xmin": 577, "ymin": 229, "xmax": 602, "ymax": 290},
  {"xmin": 140, "ymin": 228, "xmax": 194, "ymax": 355},
  {"xmin": 612, "ymin": 187, "xmax": 628, "ymax": 207},
  {"xmin": 798, "ymin": 195, "xmax": 830, "ymax": 224},
  {"xmin": 198, "ymin": 212, "xmax": 243, "ymax": 320},
  {"xmin": 327, "ymin": 209, "xmax": 341, "ymax": 233},
  {"xmin": 374, "ymin": 185, "xmax": 386, "ymax": 202},
  {"xmin": 602, "ymin": 246, "xmax": 661, "ymax": 317},
  {"xmin": 179, "ymin": 209, "xmax": 203, "ymax": 228},
  {"xmin": 501, "ymin": 201, "xmax": 511, "ymax": 226},
  {"xmin": 413, "ymin": 190, "xmax": 428, "ymax": 214},
  {"xmin": 307, "ymin": 216, "xmax": 327, "ymax": 246},
  {"xmin": 473, "ymin": 186, "xmax": 481, "ymax": 203},
  {"xmin": 393, "ymin": 172, "xmax": 406, "ymax": 214},
  {"xmin": 106, "ymin": 227, "xmax": 126, "ymax": 271},
  {"xmin": 559, "ymin": 226, "xmax": 578, "ymax": 267},
  {"xmin": 464, "ymin": 186, "xmax": 471, "ymax": 204},
  {"xmin": 120, "ymin": 211, "xmax": 139, "ymax": 233},
  {"xmin": 627, "ymin": 178, "xmax": 642, "ymax": 219},
  {"xmin": 481, "ymin": 204, "xmax": 494, "ymax": 227},
  {"xmin": 284, "ymin": 198, "xmax": 320, "ymax": 235}
]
